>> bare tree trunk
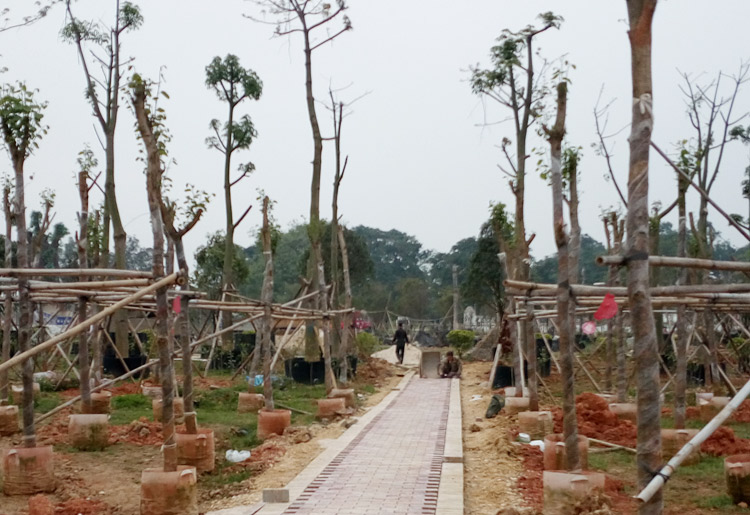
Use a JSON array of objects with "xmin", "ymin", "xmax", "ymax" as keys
[
  {"xmin": 499, "ymin": 253, "xmax": 522, "ymax": 396},
  {"xmin": 133, "ymin": 84, "xmax": 177, "ymax": 472},
  {"xmin": 674, "ymin": 179, "xmax": 689, "ymax": 429},
  {"xmin": 452, "ymin": 265, "xmax": 460, "ymax": 330},
  {"xmin": 649, "ymin": 215, "xmax": 664, "ymax": 350},
  {"xmin": 0, "ymin": 187, "xmax": 11, "ymax": 403},
  {"xmin": 616, "ymin": 312, "xmax": 627, "ymax": 403},
  {"xmin": 77, "ymin": 171, "xmax": 92, "ymax": 413},
  {"xmin": 337, "ymin": 225, "xmax": 353, "ymax": 383},
  {"xmin": 297, "ymin": 21, "xmax": 334, "ymax": 392},
  {"xmin": 329, "ymin": 99, "xmax": 344, "ymax": 364},
  {"xmin": 260, "ymin": 198, "xmax": 275, "ymax": 410},
  {"xmin": 221, "ymin": 99, "xmax": 236, "ymax": 350},
  {"xmin": 625, "ymin": 2, "xmax": 662, "ymax": 512},
  {"xmin": 174, "ymin": 238, "xmax": 196, "ymax": 434},
  {"xmin": 549, "ymin": 82, "xmax": 580, "ymax": 470},
  {"xmin": 14, "ymin": 159, "xmax": 35, "ymax": 447},
  {"xmin": 525, "ymin": 301, "xmax": 539, "ymax": 411},
  {"xmin": 567, "ymin": 149, "xmax": 581, "ymax": 412},
  {"xmin": 108, "ymin": 130, "xmax": 129, "ymax": 358}
]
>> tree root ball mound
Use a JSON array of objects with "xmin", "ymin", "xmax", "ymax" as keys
[
  {"xmin": 734, "ymin": 400, "xmax": 750, "ymax": 423},
  {"xmin": 28, "ymin": 494, "xmax": 55, "ymax": 515},
  {"xmin": 552, "ymin": 393, "xmax": 637, "ymax": 448},
  {"xmin": 110, "ymin": 416, "xmax": 164, "ymax": 445},
  {"xmin": 516, "ymin": 445, "xmax": 544, "ymax": 510},
  {"xmin": 55, "ymin": 498, "xmax": 110, "ymax": 515},
  {"xmin": 702, "ymin": 427, "xmax": 750, "ymax": 456},
  {"xmin": 356, "ymin": 358, "xmax": 393, "ymax": 383}
]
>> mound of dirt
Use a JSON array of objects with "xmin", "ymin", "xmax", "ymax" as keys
[
  {"xmin": 356, "ymin": 358, "xmax": 394, "ymax": 382},
  {"xmin": 223, "ymin": 438, "xmax": 288, "ymax": 475},
  {"xmin": 552, "ymin": 393, "xmax": 637, "ymax": 448},
  {"xmin": 516, "ymin": 445, "xmax": 544, "ymax": 511},
  {"xmin": 110, "ymin": 417, "xmax": 163, "ymax": 446},
  {"xmin": 733, "ymin": 400, "xmax": 750, "ymax": 423},
  {"xmin": 701, "ymin": 426, "xmax": 750, "ymax": 456},
  {"xmin": 55, "ymin": 498, "xmax": 110, "ymax": 515}
]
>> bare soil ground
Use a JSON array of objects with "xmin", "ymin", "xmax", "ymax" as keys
[
  {"xmin": 461, "ymin": 362, "xmax": 526, "ymax": 514},
  {"xmin": 0, "ymin": 358, "xmax": 402, "ymax": 515}
]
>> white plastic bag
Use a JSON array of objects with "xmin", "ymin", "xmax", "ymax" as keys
[{"xmin": 225, "ymin": 449, "xmax": 251, "ymax": 463}]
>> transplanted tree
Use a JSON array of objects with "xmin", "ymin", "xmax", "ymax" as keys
[
  {"xmin": 131, "ymin": 73, "xmax": 179, "ymax": 471},
  {"xmin": 547, "ymin": 82, "xmax": 580, "ymax": 469},
  {"xmin": 251, "ymin": 0, "xmax": 352, "ymax": 393},
  {"xmin": 471, "ymin": 12, "xmax": 562, "ymax": 402},
  {"xmin": 62, "ymin": 0, "xmax": 144, "ymax": 355},
  {"xmin": 625, "ymin": 2, "xmax": 662, "ymax": 513},
  {"xmin": 673, "ymin": 64, "xmax": 750, "ymax": 387},
  {"xmin": 161, "ymin": 188, "xmax": 209, "ymax": 435},
  {"xmin": 205, "ymin": 54, "xmax": 262, "ymax": 348},
  {"xmin": 0, "ymin": 82, "xmax": 47, "ymax": 447}
]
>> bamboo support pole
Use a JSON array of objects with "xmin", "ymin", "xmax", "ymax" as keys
[
  {"xmin": 487, "ymin": 343, "xmax": 502, "ymax": 391},
  {"xmin": 589, "ymin": 437, "xmax": 636, "ymax": 454},
  {"xmin": 127, "ymin": 319, "xmax": 145, "ymax": 354},
  {"xmin": 29, "ymin": 279, "xmax": 151, "ymax": 290},
  {"xmin": 101, "ymin": 328, "xmax": 135, "ymax": 381},
  {"xmin": 535, "ymin": 319, "xmax": 562, "ymax": 374},
  {"xmin": 507, "ymin": 280, "xmax": 750, "ymax": 297},
  {"xmin": 0, "ymin": 268, "xmax": 152, "ymax": 278},
  {"xmin": 0, "ymin": 273, "xmax": 179, "ymax": 375},
  {"xmin": 597, "ymin": 255, "xmax": 750, "ymax": 273},
  {"xmin": 270, "ymin": 323, "xmax": 305, "ymax": 372},
  {"xmin": 637, "ymin": 376, "xmax": 750, "ymax": 504}
]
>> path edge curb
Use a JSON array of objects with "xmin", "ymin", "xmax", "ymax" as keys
[{"xmin": 437, "ymin": 377, "xmax": 464, "ymax": 515}]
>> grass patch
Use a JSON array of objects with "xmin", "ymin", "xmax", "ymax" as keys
[
  {"xmin": 110, "ymin": 394, "xmax": 152, "ymax": 425},
  {"xmin": 588, "ymin": 449, "xmax": 635, "ymax": 471},
  {"xmin": 728, "ymin": 422, "xmax": 750, "ymax": 439},
  {"xmin": 696, "ymin": 495, "xmax": 738, "ymax": 510},
  {"xmin": 660, "ymin": 416, "xmax": 704, "ymax": 430},
  {"xmin": 674, "ymin": 455, "xmax": 724, "ymax": 477},
  {"xmin": 202, "ymin": 465, "xmax": 253, "ymax": 488},
  {"xmin": 34, "ymin": 392, "xmax": 61, "ymax": 414},
  {"xmin": 358, "ymin": 384, "xmax": 376, "ymax": 395}
]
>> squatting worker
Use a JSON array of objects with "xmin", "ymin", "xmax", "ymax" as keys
[
  {"xmin": 392, "ymin": 322, "xmax": 409, "ymax": 364},
  {"xmin": 438, "ymin": 351, "xmax": 462, "ymax": 378}
]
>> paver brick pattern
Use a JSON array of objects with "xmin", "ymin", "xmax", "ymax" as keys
[{"xmin": 283, "ymin": 378, "xmax": 451, "ymax": 515}]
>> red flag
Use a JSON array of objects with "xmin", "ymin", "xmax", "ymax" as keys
[
  {"xmin": 172, "ymin": 296, "xmax": 181, "ymax": 314},
  {"xmin": 594, "ymin": 293, "xmax": 618, "ymax": 320}
]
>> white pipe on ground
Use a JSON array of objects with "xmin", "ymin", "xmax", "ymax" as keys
[{"xmin": 636, "ymin": 376, "xmax": 750, "ymax": 504}]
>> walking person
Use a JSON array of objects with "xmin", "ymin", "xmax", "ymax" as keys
[{"xmin": 392, "ymin": 322, "xmax": 409, "ymax": 364}]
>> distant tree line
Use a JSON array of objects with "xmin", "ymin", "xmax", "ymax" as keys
[{"xmin": 189, "ymin": 217, "xmax": 750, "ymax": 325}]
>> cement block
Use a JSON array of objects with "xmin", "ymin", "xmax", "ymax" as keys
[
  {"xmin": 420, "ymin": 350, "xmax": 442, "ymax": 378},
  {"xmin": 262, "ymin": 488, "xmax": 290, "ymax": 503}
]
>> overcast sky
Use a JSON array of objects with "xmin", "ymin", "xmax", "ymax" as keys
[{"xmin": 1, "ymin": 0, "xmax": 749, "ymax": 268}]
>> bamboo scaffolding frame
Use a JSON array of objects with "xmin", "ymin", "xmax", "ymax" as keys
[
  {"xmin": 506, "ymin": 280, "xmax": 750, "ymax": 297},
  {"xmin": 597, "ymin": 255, "xmax": 750, "ymax": 273},
  {"xmin": 0, "ymin": 273, "xmax": 180, "ymax": 374}
]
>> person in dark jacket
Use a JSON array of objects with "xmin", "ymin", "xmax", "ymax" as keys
[{"xmin": 392, "ymin": 322, "xmax": 409, "ymax": 364}]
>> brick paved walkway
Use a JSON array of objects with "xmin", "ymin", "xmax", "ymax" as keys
[{"xmin": 283, "ymin": 377, "xmax": 452, "ymax": 515}]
